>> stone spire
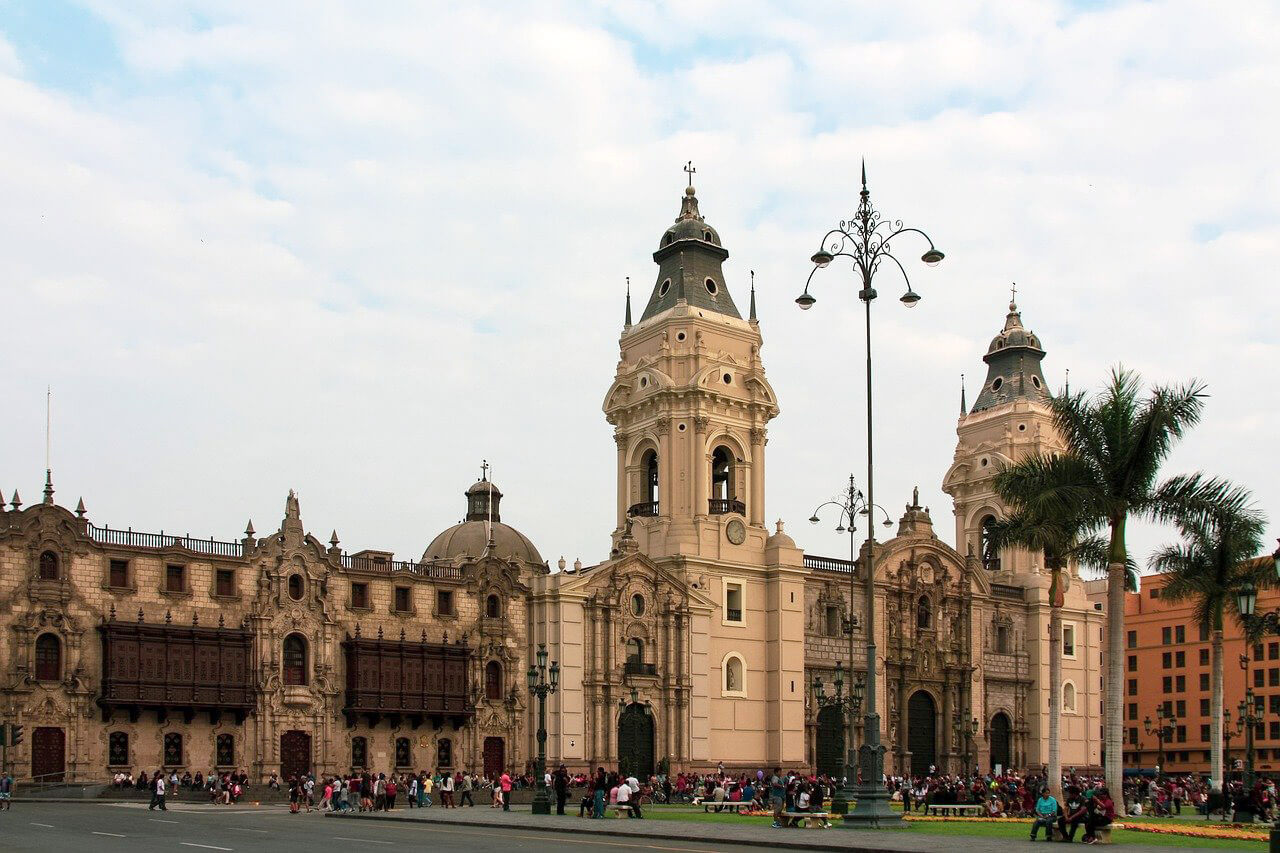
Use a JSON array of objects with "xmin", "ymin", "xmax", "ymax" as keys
[
  {"xmin": 749, "ymin": 270, "xmax": 757, "ymax": 322},
  {"xmin": 43, "ymin": 469, "xmax": 54, "ymax": 505},
  {"xmin": 624, "ymin": 277, "xmax": 632, "ymax": 328}
]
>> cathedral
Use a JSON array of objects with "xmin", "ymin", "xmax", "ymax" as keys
[{"xmin": 0, "ymin": 179, "xmax": 1102, "ymax": 783}]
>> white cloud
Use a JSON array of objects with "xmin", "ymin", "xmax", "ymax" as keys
[{"xmin": 1, "ymin": 1, "xmax": 1277, "ymax": 574}]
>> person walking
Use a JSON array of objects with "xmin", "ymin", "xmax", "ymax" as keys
[
  {"xmin": 0, "ymin": 770, "xmax": 13, "ymax": 810},
  {"xmin": 441, "ymin": 769, "xmax": 455, "ymax": 807},
  {"xmin": 768, "ymin": 767, "xmax": 785, "ymax": 828},
  {"xmin": 150, "ymin": 771, "xmax": 167, "ymax": 811},
  {"xmin": 500, "ymin": 771, "xmax": 512, "ymax": 811},
  {"xmin": 592, "ymin": 768, "xmax": 608, "ymax": 819},
  {"xmin": 554, "ymin": 765, "xmax": 569, "ymax": 815},
  {"xmin": 460, "ymin": 771, "xmax": 474, "ymax": 807}
]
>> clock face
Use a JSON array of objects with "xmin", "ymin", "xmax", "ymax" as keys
[{"xmin": 726, "ymin": 518, "xmax": 746, "ymax": 545}]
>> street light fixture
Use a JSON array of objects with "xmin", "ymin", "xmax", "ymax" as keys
[
  {"xmin": 1143, "ymin": 707, "xmax": 1176, "ymax": 779},
  {"xmin": 797, "ymin": 161, "xmax": 943, "ymax": 829},
  {"xmin": 527, "ymin": 643, "xmax": 559, "ymax": 815},
  {"xmin": 811, "ymin": 662, "xmax": 867, "ymax": 815}
]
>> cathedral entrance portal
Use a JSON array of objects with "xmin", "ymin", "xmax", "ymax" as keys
[
  {"xmin": 32, "ymin": 727, "xmax": 65, "ymax": 781},
  {"xmin": 907, "ymin": 691, "xmax": 937, "ymax": 777},
  {"xmin": 484, "ymin": 737, "xmax": 505, "ymax": 779},
  {"xmin": 280, "ymin": 730, "xmax": 311, "ymax": 780},
  {"xmin": 618, "ymin": 703, "xmax": 654, "ymax": 779},
  {"xmin": 816, "ymin": 705, "xmax": 845, "ymax": 778},
  {"xmin": 990, "ymin": 712, "xmax": 1012, "ymax": 772}
]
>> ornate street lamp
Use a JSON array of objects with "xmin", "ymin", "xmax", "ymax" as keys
[
  {"xmin": 1143, "ymin": 706, "xmax": 1176, "ymax": 779},
  {"xmin": 952, "ymin": 713, "xmax": 979, "ymax": 776},
  {"xmin": 811, "ymin": 661, "xmax": 867, "ymax": 814},
  {"xmin": 798, "ymin": 161, "xmax": 943, "ymax": 829},
  {"xmin": 527, "ymin": 643, "xmax": 559, "ymax": 815}
]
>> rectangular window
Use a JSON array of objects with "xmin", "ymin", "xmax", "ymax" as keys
[
  {"xmin": 1128, "ymin": 655, "xmax": 1138, "ymax": 672},
  {"xmin": 1272, "ymin": 695, "xmax": 1280, "ymax": 715},
  {"xmin": 436, "ymin": 589, "xmax": 454, "ymax": 616},
  {"xmin": 1128, "ymin": 678, "xmax": 1138, "ymax": 696},
  {"xmin": 1271, "ymin": 643, "xmax": 1279, "ymax": 661},
  {"xmin": 108, "ymin": 559, "xmax": 129, "ymax": 588},
  {"xmin": 724, "ymin": 581, "xmax": 744, "ymax": 624},
  {"xmin": 1258, "ymin": 694, "xmax": 1266, "ymax": 712},
  {"xmin": 215, "ymin": 569, "xmax": 235, "ymax": 597},
  {"xmin": 1200, "ymin": 648, "xmax": 1210, "ymax": 666},
  {"xmin": 1199, "ymin": 624, "xmax": 1210, "ymax": 641},
  {"xmin": 1175, "ymin": 651, "xmax": 1185, "ymax": 668},
  {"xmin": 394, "ymin": 586, "xmax": 411, "ymax": 613},
  {"xmin": 1270, "ymin": 668, "xmax": 1279, "ymax": 687},
  {"xmin": 1162, "ymin": 626, "xmax": 1172, "ymax": 645},
  {"xmin": 165, "ymin": 563, "xmax": 185, "ymax": 593},
  {"xmin": 1127, "ymin": 630, "xmax": 1137, "ymax": 649},
  {"xmin": 1256, "ymin": 669, "xmax": 1266, "ymax": 688},
  {"xmin": 1129, "ymin": 727, "xmax": 1139, "ymax": 746},
  {"xmin": 1128, "ymin": 702, "xmax": 1138, "ymax": 720},
  {"xmin": 1163, "ymin": 700, "xmax": 1173, "ymax": 717},
  {"xmin": 1175, "ymin": 625, "xmax": 1185, "ymax": 644},
  {"xmin": 1175, "ymin": 675, "xmax": 1186, "ymax": 692},
  {"xmin": 1199, "ymin": 673, "xmax": 1209, "ymax": 691},
  {"xmin": 1062, "ymin": 624, "xmax": 1076, "ymax": 657},
  {"xmin": 826, "ymin": 606, "xmax": 841, "ymax": 638},
  {"xmin": 351, "ymin": 582, "xmax": 368, "ymax": 610},
  {"xmin": 1256, "ymin": 643, "xmax": 1266, "ymax": 661},
  {"xmin": 996, "ymin": 624, "xmax": 1010, "ymax": 653},
  {"xmin": 1176, "ymin": 725, "xmax": 1186, "ymax": 744},
  {"xmin": 1201, "ymin": 698, "xmax": 1211, "ymax": 716},
  {"xmin": 1150, "ymin": 588, "xmax": 1161, "ymax": 599},
  {"xmin": 1201, "ymin": 724, "xmax": 1211, "ymax": 742},
  {"xmin": 1162, "ymin": 652, "xmax": 1172, "ymax": 669},
  {"xmin": 1162, "ymin": 676, "xmax": 1173, "ymax": 693},
  {"xmin": 1176, "ymin": 699, "xmax": 1186, "ymax": 717},
  {"xmin": 1271, "ymin": 722, "xmax": 1280, "ymax": 741}
]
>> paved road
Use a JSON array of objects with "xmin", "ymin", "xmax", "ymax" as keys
[{"xmin": 0, "ymin": 802, "xmax": 782, "ymax": 853}]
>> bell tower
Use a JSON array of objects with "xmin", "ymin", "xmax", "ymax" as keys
[
  {"xmin": 603, "ymin": 175, "xmax": 780, "ymax": 561},
  {"xmin": 942, "ymin": 290, "xmax": 1065, "ymax": 578}
]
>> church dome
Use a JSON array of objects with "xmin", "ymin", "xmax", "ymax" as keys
[
  {"xmin": 658, "ymin": 189, "xmax": 722, "ymax": 248},
  {"xmin": 422, "ymin": 475, "xmax": 544, "ymax": 566},
  {"xmin": 986, "ymin": 300, "xmax": 1043, "ymax": 354}
]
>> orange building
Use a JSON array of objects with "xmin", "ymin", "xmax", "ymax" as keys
[{"xmin": 1091, "ymin": 559, "xmax": 1280, "ymax": 778}]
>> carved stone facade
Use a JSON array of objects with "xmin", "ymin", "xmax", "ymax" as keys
[{"xmin": 0, "ymin": 480, "xmax": 539, "ymax": 782}]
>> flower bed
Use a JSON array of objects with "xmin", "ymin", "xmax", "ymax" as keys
[{"xmin": 897, "ymin": 814, "xmax": 1268, "ymax": 841}]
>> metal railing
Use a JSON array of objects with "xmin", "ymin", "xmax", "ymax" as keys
[
  {"xmin": 624, "ymin": 661, "xmax": 657, "ymax": 677},
  {"xmin": 88, "ymin": 524, "xmax": 244, "ymax": 558},
  {"xmin": 341, "ymin": 554, "xmax": 462, "ymax": 580},
  {"xmin": 804, "ymin": 554, "xmax": 854, "ymax": 573},
  {"xmin": 707, "ymin": 498, "xmax": 746, "ymax": 516},
  {"xmin": 627, "ymin": 501, "xmax": 659, "ymax": 518}
]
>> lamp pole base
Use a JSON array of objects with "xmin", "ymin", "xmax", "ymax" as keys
[
  {"xmin": 531, "ymin": 787, "xmax": 552, "ymax": 815},
  {"xmin": 840, "ymin": 782, "xmax": 906, "ymax": 829}
]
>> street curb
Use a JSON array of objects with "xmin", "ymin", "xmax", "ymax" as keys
[{"xmin": 324, "ymin": 810, "xmax": 914, "ymax": 852}]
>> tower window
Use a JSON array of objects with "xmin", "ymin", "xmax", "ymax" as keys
[
  {"xmin": 486, "ymin": 594, "xmax": 501, "ymax": 619},
  {"xmin": 705, "ymin": 278, "xmax": 718, "ymax": 295},
  {"xmin": 724, "ymin": 581, "xmax": 744, "ymax": 624},
  {"xmin": 1031, "ymin": 375, "xmax": 1042, "ymax": 389},
  {"xmin": 980, "ymin": 515, "xmax": 1001, "ymax": 571},
  {"xmin": 709, "ymin": 445, "xmax": 739, "ymax": 515},
  {"xmin": 658, "ymin": 278, "xmax": 671, "ymax": 297},
  {"xmin": 996, "ymin": 624, "xmax": 1011, "ymax": 653},
  {"xmin": 283, "ymin": 634, "xmax": 307, "ymax": 686},
  {"xmin": 644, "ymin": 450, "xmax": 659, "ymax": 506},
  {"xmin": 825, "ymin": 606, "xmax": 841, "ymax": 637},
  {"xmin": 722, "ymin": 373, "xmax": 732, "ymax": 384},
  {"xmin": 288, "ymin": 574, "xmax": 304, "ymax": 601},
  {"xmin": 485, "ymin": 660, "xmax": 503, "ymax": 701},
  {"xmin": 627, "ymin": 637, "xmax": 644, "ymax": 664},
  {"xmin": 39, "ymin": 550, "xmax": 60, "ymax": 580},
  {"xmin": 35, "ymin": 633, "xmax": 61, "ymax": 681}
]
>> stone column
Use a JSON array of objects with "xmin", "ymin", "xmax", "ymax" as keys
[
  {"xmin": 749, "ymin": 426, "xmax": 765, "ymax": 527},
  {"xmin": 693, "ymin": 415, "xmax": 709, "ymax": 518},
  {"xmin": 615, "ymin": 434, "xmax": 628, "ymax": 529}
]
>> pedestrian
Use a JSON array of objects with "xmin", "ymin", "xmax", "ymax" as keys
[
  {"xmin": 460, "ymin": 771, "xmax": 474, "ymax": 807},
  {"xmin": 385, "ymin": 775, "xmax": 397, "ymax": 811},
  {"xmin": 374, "ymin": 773, "xmax": 386, "ymax": 811},
  {"xmin": 500, "ymin": 770, "xmax": 512, "ymax": 811},
  {"xmin": 768, "ymin": 767, "xmax": 785, "ymax": 828},
  {"xmin": 149, "ymin": 771, "xmax": 167, "ymax": 811},
  {"xmin": 593, "ymin": 767, "xmax": 608, "ymax": 818},
  {"xmin": 441, "ymin": 769, "xmax": 455, "ymax": 807},
  {"xmin": 554, "ymin": 764, "xmax": 569, "ymax": 815},
  {"xmin": 407, "ymin": 774, "xmax": 418, "ymax": 808},
  {"xmin": 0, "ymin": 770, "xmax": 13, "ymax": 810}
]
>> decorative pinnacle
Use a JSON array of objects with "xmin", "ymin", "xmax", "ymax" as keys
[
  {"xmin": 9, "ymin": 490, "xmax": 19, "ymax": 511},
  {"xmin": 749, "ymin": 270, "xmax": 757, "ymax": 322},
  {"xmin": 75, "ymin": 497, "xmax": 86, "ymax": 517},
  {"xmin": 43, "ymin": 469, "xmax": 54, "ymax": 504},
  {"xmin": 624, "ymin": 276, "xmax": 632, "ymax": 327},
  {"xmin": 960, "ymin": 373, "xmax": 967, "ymax": 415},
  {"xmin": 329, "ymin": 529, "xmax": 340, "ymax": 547},
  {"xmin": 245, "ymin": 519, "xmax": 255, "ymax": 537},
  {"xmin": 861, "ymin": 159, "xmax": 868, "ymax": 192}
]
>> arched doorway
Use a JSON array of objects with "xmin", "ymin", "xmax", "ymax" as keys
[
  {"xmin": 32, "ymin": 727, "xmax": 65, "ymax": 781},
  {"xmin": 907, "ymin": 691, "xmax": 937, "ymax": 777},
  {"xmin": 990, "ymin": 712, "xmax": 1012, "ymax": 773},
  {"xmin": 816, "ymin": 705, "xmax": 845, "ymax": 778},
  {"xmin": 280, "ymin": 730, "xmax": 311, "ymax": 780},
  {"xmin": 618, "ymin": 703, "xmax": 655, "ymax": 779},
  {"xmin": 483, "ymin": 736, "xmax": 505, "ymax": 779}
]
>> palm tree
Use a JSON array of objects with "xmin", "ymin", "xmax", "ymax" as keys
[
  {"xmin": 1151, "ymin": 475, "xmax": 1267, "ymax": 793},
  {"xmin": 987, "ymin": 506, "xmax": 1112, "ymax": 803},
  {"xmin": 991, "ymin": 367, "xmax": 1214, "ymax": 799}
]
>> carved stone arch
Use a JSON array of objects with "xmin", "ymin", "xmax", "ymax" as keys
[
  {"xmin": 626, "ymin": 436, "xmax": 663, "ymax": 469},
  {"xmin": 702, "ymin": 430, "xmax": 751, "ymax": 464}
]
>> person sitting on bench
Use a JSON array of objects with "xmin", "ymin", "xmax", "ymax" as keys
[{"xmin": 1031, "ymin": 787, "xmax": 1059, "ymax": 841}]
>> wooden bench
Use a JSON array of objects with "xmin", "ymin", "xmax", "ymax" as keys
[
  {"xmin": 780, "ymin": 811, "xmax": 831, "ymax": 828},
  {"xmin": 610, "ymin": 803, "xmax": 633, "ymax": 818},
  {"xmin": 703, "ymin": 801, "xmax": 754, "ymax": 813},
  {"xmin": 927, "ymin": 803, "xmax": 985, "ymax": 817},
  {"xmin": 1092, "ymin": 824, "xmax": 1113, "ymax": 845}
]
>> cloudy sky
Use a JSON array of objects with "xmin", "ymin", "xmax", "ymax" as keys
[{"xmin": 2, "ymin": 1, "xmax": 1276, "ymax": 576}]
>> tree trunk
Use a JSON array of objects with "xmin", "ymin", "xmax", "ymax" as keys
[
  {"xmin": 1049, "ymin": 599, "xmax": 1063, "ymax": 804},
  {"xmin": 1210, "ymin": 626, "xmax": 1224, "ymax": 792},
  {"xmin": 1105, "ymin": 558, "xmax": 1126, "ymax": 802}
]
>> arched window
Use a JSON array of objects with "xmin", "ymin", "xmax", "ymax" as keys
[
  {"xmin": 996, "ymin": 623, "xmax": 1011, "ymax": 654},
  {"xmin": 395, "ymin": 737, "xmax": 412, "ymax": 768},
  {"xmin": 35, "ymin": 633, "xmax": 61, "ymax": 681},
  {"xmin": 644, "ymin": 450, "xmax": 659, "ymax": 505},
  {"xmin": 108, "ymin": 731, "xmax": 129, "ymax": 767},
  {"xmin": 216, "ymin": 734, "xmax": 235, "ymax": 767},
  {"xmin": 437, "ymin": 738, "xmax": 453, "ymax": 768},
  {"xmin": 980, "ymin": 515, "xmax": 1001, "ymax": 571},
  {"xmin": 916, "ymin": 596, "xmax": 932, "ymax": 631},
  {"xmin": 723, "ymin": 654, "xmax": 745, "ymax": 696},
  {"xmin": 351, "ymin": 736, "xmax": 368, "ymax": 768},
  {"xmin": 38, "ymin": 550, "xmax": 59, "ymax": 580},
  {"xmin": 163, "ymin": 732, "xmax": 183, "ymax": 767},
  {"xmin": 825, "ymin": 605, "xmax": 842, "ymax": 637},
  {"xmin": 283, "ymin": 634, "xmax": 307, "ymax": 686},
  {"xmin": 485, "ymin": 660, "xmax": 503, "ymax": 701},
  {"xmin": 486, "ymin": 594, "xmax": 501, "ymax": 619},
  {"xmin": 711, "ymin": 446, "xmax": 734, "ymax": 502},
  {"xmin": 287, "ymin": 574, "xmax": 304, "ymax": 601},
  {"xmin": 1063, "ymin": 681, "xmax": 1078, "ymax": 714},
  {"xmin": 627, "ymin": 638, "xmax": 644, "ymax": 664}
]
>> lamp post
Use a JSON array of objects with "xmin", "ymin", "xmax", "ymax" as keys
[
  {"xmin": 1235, "ymin": 541, "xmax": 1280, "ymax": 848},
  {"xmin": 810, "ymin": 475, "xmax": 893, "ymax": 815},
  {"xmin": 1143, "ymin": 706, "xmax": 1176, "ymax": 779},
  {"xmin": 952, "ymin": 713, "xmax": 979, "ymax": 776},
  {"xmin": 798, "ymin": 162, "xmax": 943, "ymax": 829},
  {"xmin": 527, "ymin": 643, "xmax": 559, "ymax": 815},
  {"xmin": 811, "ymin": 661, "xmax": 866, "ymax": 814},
  {"xmin": 1223, "ymin": 707, "xmax": 1235, "ymax": 784}
]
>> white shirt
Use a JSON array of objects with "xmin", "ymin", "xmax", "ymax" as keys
[
  {"xmin": 626, "ymin": 776, "xmax": 640, "ymax": 793},
  {"xmin": 616, "ymin": 784, "xmax": 631, "ymax": 803},
  {"xmin": 156, "ymin": 777, "xmax": 166, "ymax": 794}
]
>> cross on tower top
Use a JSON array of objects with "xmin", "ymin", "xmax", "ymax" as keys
[
  {"xmin": 480, "ymin": 459, "xmax": 490, "ymax": 482},
  {"xmin": 1010, "ymin": 282, "xmax": 1018, "ymax": 303},
  {"xmin": 684, "ymin": 160, "xmax": 696, "ymax": 187}
]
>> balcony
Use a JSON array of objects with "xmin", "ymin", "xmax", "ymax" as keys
[
  {"xmin": 624, "ymin": 661, "xmax": 657, "ymax": 677},
  {"xmin": 628, "ymin": 501, "xmax": 659, "ymax": 518},
  {"xmin": 708, "ymin": 499, "xmax": 746, "ymax": 516}
]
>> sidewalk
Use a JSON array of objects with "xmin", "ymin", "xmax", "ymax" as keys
[{"xmin": 325, "ymin": 806, "xmax": 1188, "ymax": 852}]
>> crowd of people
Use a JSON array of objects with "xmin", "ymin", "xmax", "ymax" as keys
[{"xmin": 280, "ymin": 769, "xmax": 517, "ymax": 813}]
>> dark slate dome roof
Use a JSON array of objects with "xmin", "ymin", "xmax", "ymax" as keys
[{"xmin": 423, "ymin": 520, "xmax": 543, "ymax": 566}]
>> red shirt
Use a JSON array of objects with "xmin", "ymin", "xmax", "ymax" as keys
[{"xmin": 500, "ymin": 773, "xmax": 512, "ymax": 792}]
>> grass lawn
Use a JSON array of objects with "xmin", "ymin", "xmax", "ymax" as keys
[{"xmin": 639, "ymin": 806, "xmax": 1265, "ymax": 848}]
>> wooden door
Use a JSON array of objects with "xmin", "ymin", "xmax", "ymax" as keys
[
  {"xmin": 280, "ymin": 730, "xmax": 311, "ymax": 780},
  {"xmin": 32, "ymin": 727, "xmax": 65, "ymax": 781},
  {"xmin": 907, "ymin": 691, "xmax": 937, "ymax": 777},
  {"xmin": 483, "ymin": 736, "xmax": 505, "ymax": 779},
  {"xmin": 617, "ymin": 703, "xmax": 654, "ymax": 779},
  {"xmin": 816, "ymin": 704, "xmax": 845, "ymax": 778},
  {"xmin": 990, "ymin": 712, "xmax": 1012, "ymax": 772}
]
